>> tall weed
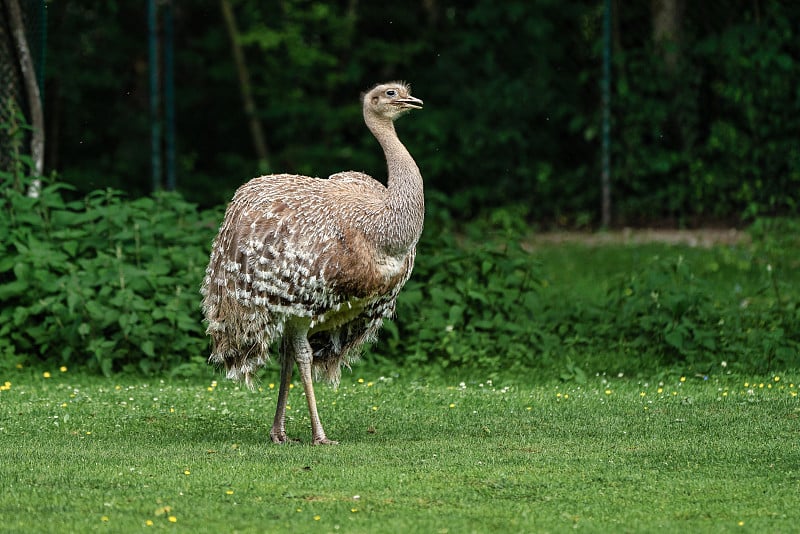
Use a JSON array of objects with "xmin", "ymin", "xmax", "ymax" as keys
[
  {"xmin": 382, "ymin": 233, "xmax": 542, "ymax": 374},
  {"xmin": 0, "ymin": 174, "xmax": 218, "ymax": 375}
]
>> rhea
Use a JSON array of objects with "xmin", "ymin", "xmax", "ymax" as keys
[{"xmin": 201, "ymin": 82, "xmax": 424, "ymax": 444}]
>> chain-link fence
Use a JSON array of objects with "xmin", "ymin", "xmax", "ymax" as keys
[{"xmin": 0, "ymin": 0, "xmax": 46, "ymax": 174}]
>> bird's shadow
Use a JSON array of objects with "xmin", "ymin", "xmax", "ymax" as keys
[{"xmin": 149, "ymin": 408, "xmax": 394, "ymax": 448}]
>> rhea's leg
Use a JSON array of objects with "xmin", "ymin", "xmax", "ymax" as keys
[
  {"xmin": 288, "ymin": 325, "xmax": 337, "ymax": 445},
  {"xmin": 270, "ymin": 339, "xmax": 296, "ymax": 444}
]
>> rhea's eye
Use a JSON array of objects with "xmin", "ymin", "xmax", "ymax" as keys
[{"xmin": 386, "ymin": 89, "xmax": 397, "ymax": 97}]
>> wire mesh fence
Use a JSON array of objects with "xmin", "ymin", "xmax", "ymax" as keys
[{"xmin": 1, "ymin": 1, "xmax": 797, "ymax": 221}]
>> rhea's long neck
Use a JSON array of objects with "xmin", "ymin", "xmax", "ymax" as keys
[{"xmin": 365, "ymin": 112, "xmax": 425, "ymax": 254}]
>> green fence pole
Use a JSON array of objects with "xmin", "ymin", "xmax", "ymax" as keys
[
  {"xmin": 601, "ymin": 0, "xmax": 612, "ymax": 228},
  {"xmin": 148, "ymin": 0, "xmax": 161, "ymax": 192},
  {"xmin": 164, "ymin": 0, "xmax": 176, "ymax": 191}
]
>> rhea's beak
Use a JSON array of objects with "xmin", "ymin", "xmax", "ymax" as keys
[{"xmin": 396, "ymin": 96, "xmax": 423, "ymax": 109}]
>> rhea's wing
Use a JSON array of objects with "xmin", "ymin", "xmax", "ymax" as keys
[
  {"xmin": 201, "ymin": 174, "xmax": 345, "ymax": 378},
  {"xmin": 308, "ymin": 248, "xmax": 416, "ymax": 384}
]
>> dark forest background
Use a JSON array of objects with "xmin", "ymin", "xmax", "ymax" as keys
[{"xmin": 41, "ymin": 0, "xmax": 799, "ymax": 227}]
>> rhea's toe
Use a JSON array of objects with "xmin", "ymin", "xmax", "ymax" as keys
[{"xmin": 270, "ymin": 429, "xmax": 292, "ymax": 444}]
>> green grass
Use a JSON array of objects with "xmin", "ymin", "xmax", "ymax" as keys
[{"xmin": 2, "ymin": 369, "xmax": 798, "ymax": 533}]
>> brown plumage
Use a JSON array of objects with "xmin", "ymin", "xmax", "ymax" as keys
[{"xmin": 200, "ymin": 82, "xmax": 424, "ymax": 444}]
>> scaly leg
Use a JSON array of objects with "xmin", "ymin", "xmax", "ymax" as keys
[
  {"xmin": 288, "ymin": 324, "xmax": 337, "ymax": 445},
  {"xmin": 270, "ymin": 338, "xmax": 296, "ymax": 444}
]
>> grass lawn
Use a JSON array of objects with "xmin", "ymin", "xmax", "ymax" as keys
[{"xmin": 2, "ymin": 369, "xmax": 798, "ymax": 533}]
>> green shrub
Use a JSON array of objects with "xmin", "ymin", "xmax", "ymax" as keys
[
  {"xmin": 605, "ymin": 255, "xmax": 723, "ymax": 362},
  {"xmin": 0, "ymin": 177, "xmax": 219, "ymax": 375},
  {"xmin": 1, "ymin": 171, "xmax": 797, "ymax": 377},
  {"xmin": 378, "ymin": 225, "xmax": 800, "ymax": 375},
  {"xmin": 380, "ymin": 235, "xmax": 542, "ymax": 375},
  {"xmin": 576, "ymin": 250, "xmax": 798, "ymax": 372}
]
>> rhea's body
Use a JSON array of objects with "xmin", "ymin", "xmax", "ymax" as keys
[{"xmin": 200, "ymin": 82, "xmax": 424, "ymax": 444}]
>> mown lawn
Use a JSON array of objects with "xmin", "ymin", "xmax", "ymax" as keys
[{"xmin": 2, "ymin": 369, "xmax": 798, "ymax": 533}]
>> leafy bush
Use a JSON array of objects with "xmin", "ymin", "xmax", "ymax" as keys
[
  {"xmin": 605, "ymin": 255, "xmax": 722, "ymax": 361},
  {"xmin": 565, "ymin": 249, "xmax": 798, "ymax": 372},
  {"xmin": 1, "ymin": 170, "xmax": 797, "ymax": 377},
  {"xmin": 383, "ymin": 236, "xmax": 542, "ymax": 375},
  {"xmin": 0, "ymin": 176, "xmax": 219, "ymax": 375},
  {"xmin": 377, "ymin": 223, "xmax": 800, "ymax": 375}
]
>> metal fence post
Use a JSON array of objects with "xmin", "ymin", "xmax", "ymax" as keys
[{"xmin": 601, "ymin": 0, "xmax": 612, "ymax": 228}]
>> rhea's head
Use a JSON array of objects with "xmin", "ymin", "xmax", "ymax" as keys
[{"xmin": 362, "ymin": 81, "xmax": 423, "ymax": 121}]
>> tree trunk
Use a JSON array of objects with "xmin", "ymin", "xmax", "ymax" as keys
[
  {"xmin": 651, "ymin": 0, "xmax": 682, "ymax": 72},
  {"xmin": 5, "ymin": 0, "xmax": 44, "ymax": 192},
  {"xmin": 220, "ymin": 0, "xmax": 270, "ymax": 172}
]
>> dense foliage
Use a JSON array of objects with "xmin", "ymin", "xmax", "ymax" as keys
[
  {"xmin": 41, "ymin": 0, "xmax": 799, "ymax": 225},
  {"xmin": 613, "ymin": 2, "xmax": 800, "ymax": 223},
  {"xmin": 390, "ymin": 216, "xmax": 800, "ymax": 376},
  {"xmin": 2, "ymin": 174, "xmax": 797, "ymax": 376},
  {"xmin": 0, "ymin": 176, "xmax": 217, "ymax": 375}
]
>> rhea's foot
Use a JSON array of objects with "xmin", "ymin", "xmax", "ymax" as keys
[{"xmin": 270, "ymin": 428, "xmax": 300, "ymax": 444}]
